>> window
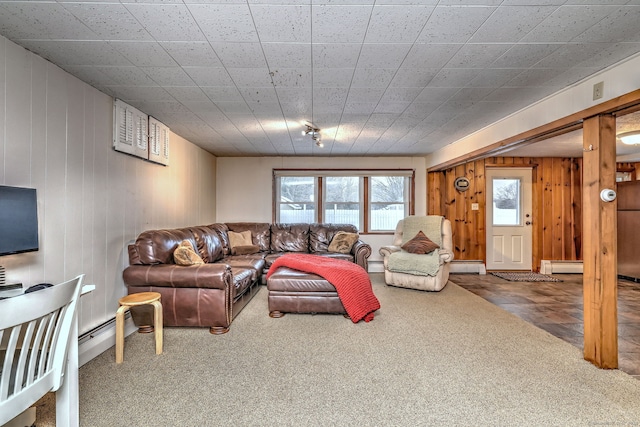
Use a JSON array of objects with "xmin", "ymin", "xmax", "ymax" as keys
[
  {"xmin": 324, "ymin": 177, "xmax": 362, "ymax": 229},
  {"xmin": 369, "ymin": 176, "xmax": 409, "ymax": 231},
  {"xmin": 278, "ymin": 176, "xmax": 316, "ymax": 223},
  {"xmin": 274, "ymin": 170, "xmax": 413, "ymax": 232}
]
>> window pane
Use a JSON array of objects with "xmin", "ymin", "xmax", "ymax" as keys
[
  {"xmin": 493, "ymin": 178, "xmax": 520, "ymax": 226},
  {"xmin": 325, "ymin": 177, "xmax": 360, "ymax": 229},
  {"xmin": 370, "ymin": 176, "xmax": 408, "ymax": 231},
  {"xmin": 279, "ymin": 177, "xmax": 316, "ymax": 223}
]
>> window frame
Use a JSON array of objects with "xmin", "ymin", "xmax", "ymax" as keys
[{"xmin": 273, "ymin": 169, "xmax": 415, "ymax": 233}]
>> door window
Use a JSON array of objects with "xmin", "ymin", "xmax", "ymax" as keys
[{"xmin": 492, "ymin": 178, "xmax": 521, "ymax": 226}]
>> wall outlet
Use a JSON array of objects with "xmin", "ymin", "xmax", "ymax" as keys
[
  {"xmin": 593, "ymin": 81, "xmax": 604, "ymax": 100},
  {"xmin": 471, "ymin": 203, "xmax": 479, "ymax": 211}
]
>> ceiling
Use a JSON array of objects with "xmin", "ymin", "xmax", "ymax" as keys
[{"xmin": 1, "ymin": 1, "xmax": 640, "ymax": 157}]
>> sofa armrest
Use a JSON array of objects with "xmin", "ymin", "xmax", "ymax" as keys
[
  {"xmin": 378, "ymin": 245, "xmax": 401, "ymax": 259},
  {"xmin": 438, "ymin": 248, "xmax": 454, "ymax": 264},
  {"xmin": 352, "ymin": 239, "xmax": 372, "ymax": 271},
  {"xmin": 123, "ymin": 263, "xmax": 233, "ymax": 290}
]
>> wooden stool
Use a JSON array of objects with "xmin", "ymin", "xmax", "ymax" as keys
[{"xmin": 116, "ymin": 292, "xmax": 163, "ymax": 364}]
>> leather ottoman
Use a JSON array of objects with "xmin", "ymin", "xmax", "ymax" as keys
[{"xmin": 267, "ymin": 267, "xmax": 347, "ymax": 318}]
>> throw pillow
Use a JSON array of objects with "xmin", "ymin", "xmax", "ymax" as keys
[
  {"xmin": 174, "ymin": 240, "xmax": 205, "ymax": 265},
  {"xmin": 228, "ymin": 230, "xmax": 252, "ymax": 249},
  {"xmin": 232, "ymin": 245, "xmax": 260, "ymax": 255},
  {"xmin": 401, "ymin": 231, "xmax": 440, "ymax": 255},
  {"xmin": 327, "ymin": 231, "xmax": 359, "ymax": 254}
]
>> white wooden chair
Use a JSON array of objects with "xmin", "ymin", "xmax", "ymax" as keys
[{"xmin": 0, "ymin": 274, "xmax": 84, "ymax": 426}]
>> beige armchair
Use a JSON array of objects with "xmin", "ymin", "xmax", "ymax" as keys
[{"xmin": 379, "ymin": 216, "xmax": 454, "ymax": 291}]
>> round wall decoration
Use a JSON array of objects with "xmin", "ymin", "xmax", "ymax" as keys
[{"xmin": 454, "ymin": 177, "xmax": 470, "ymax": 192}]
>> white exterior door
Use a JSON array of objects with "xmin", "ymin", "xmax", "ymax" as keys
[{"xmin": 486, "ymin": 167, "xmax": 533, "ymax": 271}]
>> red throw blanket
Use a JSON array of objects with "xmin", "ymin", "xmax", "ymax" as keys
[{"xmin": 267, "ymin": 254, "xmax": 380, "ymax": 323}]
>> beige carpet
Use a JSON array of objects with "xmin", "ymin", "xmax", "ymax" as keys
[{"xmin": 37, "ymin": 273, "xmax": 640, "ymax": 426}]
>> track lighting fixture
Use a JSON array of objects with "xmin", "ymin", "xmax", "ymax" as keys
[{"xmin": 303, "ymin": 124, "xmax": 323, "ymax": 148}]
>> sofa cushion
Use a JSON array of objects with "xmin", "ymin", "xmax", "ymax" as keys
[
  {"xmin": 174, "ymin": 240, "xmax": 205, "ymax": 265},
  {"xmin": 270, "ymin": 223, "xmax": 309, "ymax": 252},
  {"xmin": 232, "ymin": 245, "xmax": 260, "ymax": 255},
  {"xmin": 401, "ymin": 231, "xmax": 439, "ymax": 254},
  {"xmin": 189, "ymin": 226, "xmax": 224, "ymax": 263},
  {"xmin": 226, "ymin": 222, "xmax": 271, "ymax": 252},
  {"xmin": 207, "ymin": 223, "xmax": 231, "ymax": 256},
  {"xmin": 309, "ymin": 223, "xmax": 358, "ymax": 253},
  {"xmin": 328, "ymin": 231, "xmax": 359, "ymax": 254},
  {"xmin": 229, "ymin": 230, "xmax": 252, "ymax": 249}
]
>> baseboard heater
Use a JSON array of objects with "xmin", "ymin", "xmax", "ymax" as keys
[
  {"xmin": 450, "ymin": 260, "xmax": 486, "ymax": 275},
  {"xmin": 78, "ymin": 311, "xmax": 136, "ymax": 366},
  {"xmin": 539, "ymin": 260, "xmax": 583, "ymax": 274}
]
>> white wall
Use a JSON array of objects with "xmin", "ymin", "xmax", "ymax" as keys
[
  {"xmin": 216, "ymin": 156, "xmax": 426, "ymax": 270},
  {"xmin": 426, "ymin": 53, "xmax": 640, "ymax": 168},
  {"xmin": 0, "ymin": 37, "xmax": 217, "ymax": 335}
]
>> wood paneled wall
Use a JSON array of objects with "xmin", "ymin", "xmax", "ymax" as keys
[{"xmin": 428, "ymin": 157, "xmax": 583, "ymax": 271}]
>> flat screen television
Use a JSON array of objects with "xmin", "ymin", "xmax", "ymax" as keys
[{"xmin": 0, "ymin": 185, "xmax": 39, "ymax": 256}]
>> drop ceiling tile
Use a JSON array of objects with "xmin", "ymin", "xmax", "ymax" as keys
[
  {"xmin": 534, "ymin": 43, "xmax": 609, "ymax": 68},
  {"xmin": 572, "ymin": 6, "xmax": 640, "ymax": 43},
  {"xmin": 263, "ymin": 43, "xmax": 311, "ymax": 69},
  {"xmin": 402, "ymin": 102, "xmax": 440, "ymax": 118},
  {"xmin": 389, "ymin": 68, "xmax": 438, "ymax": 87},
  {"xmin": 506, "ymin": 68, "xmax": 566, "ymax": 87},
  {"xmin": 416, "ymin": 6, "xmax": 495, "ymax": 43},
  {"xmin": 469, "ymin": 6, "xmax": 558, "ymax": 43},
  {"xmin": 446, "ymin": 87, "xmax": 494, "ymax": 103},
  {"xmin": 403, "ymin": 44, "xmax": 461, "ymax": 69},
  {"xmin": 314, "ymin": 87, "xmax": 348, "ymax": 104},
  {"xmin": 210, "ymin": 42, "xmax": 268, "ymax": 68},
  {"xmin": 438, "ymin": 0, "xmax": 502, "ymax": 4},
  {"xmin": 94, "ymin": 66, "xmax": 156, "ymax": 86},
  {"xmin": 466, "ymin": 68, "xmax": 524, "ymax": 88},
  {"xmin": 357, "ymin": 44, "xmax": 412, "ymax": 69},
  {"xmin": 381, "ymin": 87, "xmax": 421, "ymax": 103},
  {"xmin": 123, "ymin": 4, "xmax": 206, "ymax": 42},
  {"xmin": 251, "ymin": 5, "xmax": 311, "ymax": 42},
  {"xmin": 63, "ymin": 66, "xmax": 119, "ymax": 87},
  {"xmin": 574, "ymin": 43, "xmax": 640, "ymax": 69},
  {"xmin": 374, "ymin": 102, "xmax": 411, "ymax": 114},
  {"xmin": 141, "ymin": 67, "xmax": 194, "ymax": 86},
  {"xmin": 275, "ymin": 87, "xmax": 313, "ymax": 103},
  {"xmin": 215, "ymin": 102, "xmax": 252, "ymax": 114},
  {"xmin": 161, "ymin": 42, "xmax": 223, "ymax": 67},
  {"xmin": 351, "ymin": 68, "xmax": 396, "ymax": 88},
  {"xmin": 187, "ymin": 4, "xmax": 258, "ymax": 42},
  {"xmin": 271, "ymin": 68, "xmax": 312, "ymax": 88},
  {"xmin": 164, "ymin": 86, "xmax": 211, "ymax": 103},
  {"xmin": 201, "ymin": 87, "xmax": 246, "ymax": 103},
  {"xmin": 313, "ymin": 68, "xmax": 355, "ymax": 88},
  {"xmin": 521, "ymin": 5, "xmax": 618, "ymax": 43},
  {"xmin": 313, "ymin": 44, "xmax": 361, "ymax": 68},
  {"xmin": 238, "ymin": 86, "xmax": 280, "ymax": 103},
  {"xmin": 109, "ymin": 42, "xmax": 178, "ymax": 67},
  {"xmin": 17, "ymin": 40, "xmax": 131, "ymax": 66},
  {"xmin": 343, "ymin": 102, "xmax": 378, "ymax": 114},
  {"xmin": 0, "ymin": 2, "xmax": 97, "ymax": 40},
  {"xmin": 427, "ymin": 69, "xmax": 481, "ymax": 87},
  {"xmin": 312, "ymin": 5, "xmax": 373, "ymax": 43},
  {"xmin": 183, "ymin": 67, "xmax": 236, "ymax": 86},
  {"xmin": 490, "ymin": 44, "xmax": 561, "ymax": 68},
  {"xmin": 248, "ymin": 102, "xmax": 283, "ymax": 114},
  {"xmin": 445, "ymin": 44, "xmax": 512, "ymax": 68},
  {"xmin": 107, "ymin": 86, "xmax": 174, "ymax": 102},
  {"xmin": 347, "ymin": 87, "xmax": 386, "ymax": 103},
  {"xmin": 365, "ymin": 5, "xmax": 435, "ymax": 43},
  {"xmin": 225, "ymin": 67, "xmax": 273, "ymax": 87},
  {"xmin": 64, "ymin": 3, "xmax": 152, "ymax": 41}
]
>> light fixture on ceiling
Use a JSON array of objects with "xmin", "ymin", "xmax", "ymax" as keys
[
  {"xmin": 617, "ymin": 130, "xmax": 640, "ymax": 145},
  {"xmin": 303, "ymin": 124, "xmax": 323, "ymax": 148}
]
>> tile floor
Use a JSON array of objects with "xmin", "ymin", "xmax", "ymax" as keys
[{"xmin": 449, "ymin": 273, "xmax": 640, "ymax": 378}]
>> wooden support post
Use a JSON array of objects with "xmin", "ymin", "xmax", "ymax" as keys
[{"xmin": 582, "ymin": 114, "xmax": 618, "ymax": 369}]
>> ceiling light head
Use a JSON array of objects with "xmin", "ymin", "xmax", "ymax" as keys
[{"xmin": 618, "ymin": 130, "xmax": 640, "ymax": 145}]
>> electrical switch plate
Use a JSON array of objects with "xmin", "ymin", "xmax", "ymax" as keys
[
  {"xmin": 593, "ymin": 81, "xmax": 604, "ymax": 100},
  {"xmin": 471, "ymin": 203, "xmax": 479, "ymax": 211}
]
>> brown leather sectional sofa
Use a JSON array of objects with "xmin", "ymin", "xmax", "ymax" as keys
[{"xmin": 122, "ymin": 222, "xmax": 371, "ymax": 334}]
